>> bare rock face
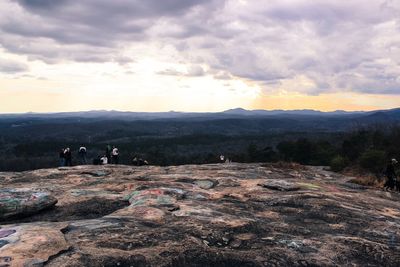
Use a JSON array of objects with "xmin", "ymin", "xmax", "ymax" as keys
[
  {"xmin": 0, "ymin": 163, "xmax": 399, "ymax": 267},
  {"xmin": 258, "ymin": 179, "xmax": 301, "ymax": 191},
  {"xmin": 0, "ymin": 189, "xmax": 57, "ymax": 220}
]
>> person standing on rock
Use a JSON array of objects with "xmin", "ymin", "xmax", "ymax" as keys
[
  {"xmin": 106, "ymin": 145, "xmax": 112, "ymax": 164},
  {"xmin": 64, "ymin": 147, "xmax": 72, "ymax": 167},
  {"xmin": 384, "ymin": 158, "xmax": 397, "ymax": 191},
  {"xmin": 59, "ymin": 148, "xmax": 65, "ymax": 167},
  {"xmin": 112, "ymin": 146, "xmax": 119, "ymax": 164},
  {"xmin": 78, "ymin": 145, "xmax": 87, "ymax": 165}
]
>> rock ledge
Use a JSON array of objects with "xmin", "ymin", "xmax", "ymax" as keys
[{"xmin": 0, "ymin": 163, "xmax": 399, "ymax": 266}]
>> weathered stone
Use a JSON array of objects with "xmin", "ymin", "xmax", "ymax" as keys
[
  {"xmin": 258, "ymin": 179, "xmax": 300, "ymax": 191},
  {"xmin": 0, "ymin": 229, "xmax": 15, "ymax": 238},
  {"xmin": 194, "ymin": 179, "xmax": 217, "ymax": 189},
  {"xmin": 0, "ymin": 163, "xmax": 399, "ymax": 266},
  {"xmin": 0, "ymin": 240, "xmax": 9, "ymax": 248},
  {"xmin": 0, "ymin": 224, "xmax": 69, "ymax": 267},
  {"xmin": 126, "ymin": 188, "xmax": 185, "ymax": 209},
  {"xmin": 0, "ymin": 189, "xmax": 57, "ymax": 219},
  {"xmin": 82, "ymin": 170, "xmax": 110, "ymax": 177}
]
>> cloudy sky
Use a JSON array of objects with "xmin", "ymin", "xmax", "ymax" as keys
[{"xmin": 0, "ymin": 0, "xmax": 399, "ymax": 113}]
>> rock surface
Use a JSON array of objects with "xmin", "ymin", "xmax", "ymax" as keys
[
  {"xmin": 0, "ymin": 163, "xmax": 399, "ymax": 266},
  {"xmin": 0, "ymin": 189, "xmax": 57, "ymax": 220},
  {"xmin": 258, "ymin": 179, "xmax": 301, "ymax": 191}
]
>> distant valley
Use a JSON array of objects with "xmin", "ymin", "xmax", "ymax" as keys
[{"xmin": 0, "ymin": 108, "xmax": 398, "ymax": 172}]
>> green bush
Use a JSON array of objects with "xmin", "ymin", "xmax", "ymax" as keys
[
  {"xmin": 330, "ymin": 155, "xmax": 347, "ymax": 172},
  {"xmin": 359, "ymin": 150, "xmax": 386, "ymax": 174}
]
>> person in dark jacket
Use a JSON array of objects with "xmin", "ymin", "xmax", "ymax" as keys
[
  {"xmin": 93, "ymin": 155, "xmax": 101, "ymax": 165},
  {"xmin": 106, "ymin": 145, "xmax": 112, "ymax": 164},
  {"xmin": 384, "ymin": 158, "xmax": 397, "ymax": 191},
  {"xmin": 78, "ymin": 146, "xmax": 87, "ymax": 165},
  {"xmin": 59, "ymin": 149, "xmax": 65, "ymax": 167},
  {"xmin": 112, "ymin": 146, "xmax": 119, "ymax": 164},
  {"xmin": 64, "ymin": 147, "xmax": 72, "ymax": 167}
]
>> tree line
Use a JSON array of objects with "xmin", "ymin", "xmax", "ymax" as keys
[{"xmin": 0, "ymin": 125, "xmax": 398, "ymax": 174}]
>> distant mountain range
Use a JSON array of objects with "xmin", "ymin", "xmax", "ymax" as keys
[
  {"xmin": 0, "ymin": 107, "xmax": 398, "ymax": 120},
  {"xmin": 0, "ymin": 108, "xmax": 398, "ymax": 136}
]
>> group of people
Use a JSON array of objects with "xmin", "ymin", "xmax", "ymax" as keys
[
  {"xmin": 98, "ymin": 145, "xmax": 119, "ymax": 165},
  {"xmin": 132, "ymin": 155, "xmax": 149, "ymax": 166},
  {"xmin": 59, "ymin": 145, "xmax": 119, "ymax": 167},
  {"xmin": 59, "ymin": 144, "xmax": 152, "ymax": 167},
  {"xmin": 59, "ymin": 147, "xmax": 73, "ymax": 166},
  {"xmin": 219, "ymin": 155, "xmax": 232, "ymax": 163},
  {"xmin": 60, "ymin": 146, "xmax": 87, "ymax": 166},
  {"xmin": 384, "ymin": 158, "xmax": 400, "ymax": 192}
]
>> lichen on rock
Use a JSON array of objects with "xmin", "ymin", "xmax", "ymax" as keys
[
  {"xmin": 0, "ymin": 189, "xmax": 57, "ymax": 220},
  {"xmin": 0, "ymin": 163, "xmax": 399, "ymax": 266}
]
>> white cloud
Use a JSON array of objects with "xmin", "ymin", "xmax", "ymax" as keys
[{"xmin": 0, "ymin": 0, "xmax": 399, "ymax": 95}]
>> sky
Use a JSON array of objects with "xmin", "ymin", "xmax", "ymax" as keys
[{"xmin": 0, "ymin": 0, "xmax": 399, "ymax": 113}]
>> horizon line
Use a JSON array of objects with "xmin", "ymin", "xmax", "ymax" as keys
[{"xmin": 0, "ymin": 107, "xmax": 397, "ymax": 115}]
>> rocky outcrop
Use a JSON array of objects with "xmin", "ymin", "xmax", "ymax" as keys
[
  {"xmin": 258, "ymin": 179, "xmax": 301, "ymax": 191},
  {"xmin": 0, "ymin": 163, "xmax": 399, "ymax": 266},
  {"xmin": 0, "ymin": 189, "xmax": 57, "ymax": 220}
]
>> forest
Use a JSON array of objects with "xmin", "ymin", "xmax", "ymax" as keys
[
  {"xmin": 0, "ymin": 120, "xmax": 398, "ymax": 178},
  {"xmin": 0, "ymin": 109, "xmax": 399, "ymax": 173}
]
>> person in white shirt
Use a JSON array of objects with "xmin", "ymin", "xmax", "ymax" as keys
[
  {"xmin": 112, "ymin": 146, "xmax": 119, "ymax": 164},
  {"xmin": 100, "ymin": 155, "xmax": 108, "ymax": 165}
]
